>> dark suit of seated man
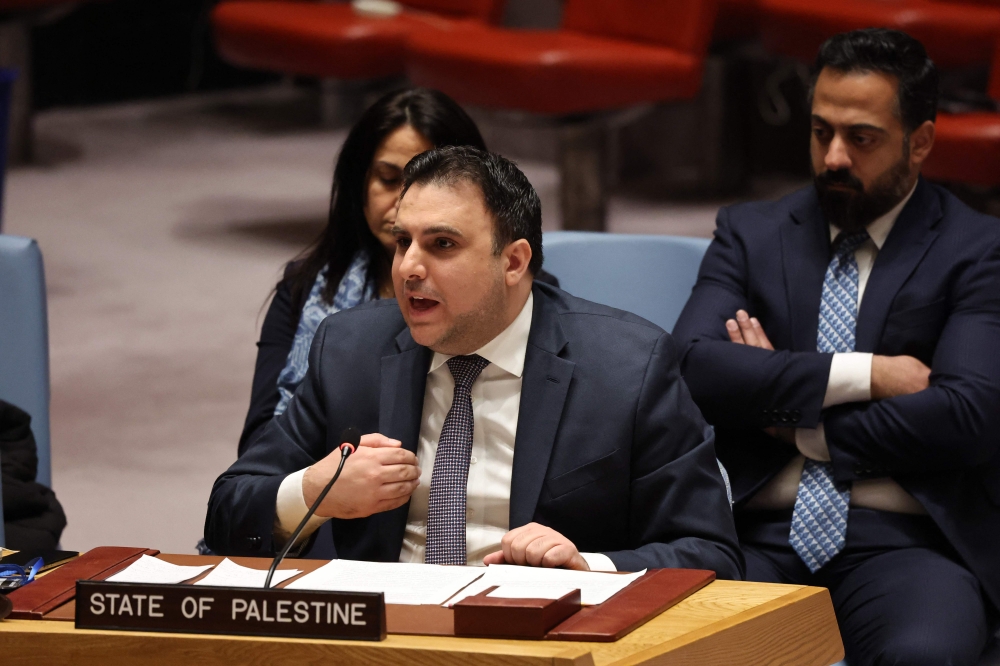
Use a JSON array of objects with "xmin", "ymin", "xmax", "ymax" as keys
[
  {"xmin": 205, "ymin": 146, "xmax": 743, "ymax": 578},
  {"xmin": 673, "ymin": 28, "xmax": 1000, "ymax": 666}
]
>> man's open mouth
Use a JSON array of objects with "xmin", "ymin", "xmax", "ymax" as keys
[{"xmin": 409, "ymin": 296, "xmax": 439, "ymax": 313}]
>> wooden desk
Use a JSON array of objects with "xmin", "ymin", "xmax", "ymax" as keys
[{"xmin": 0, "ymin": 579, "xmax": 843, "ymax": 665}]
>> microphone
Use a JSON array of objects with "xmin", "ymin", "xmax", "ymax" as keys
[{"xmin": 264, "ymin": 426, "xmax": 362, "ymax": 589}]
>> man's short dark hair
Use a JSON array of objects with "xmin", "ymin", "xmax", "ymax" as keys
[
  {"xmin": 812, "ymin": 28, "xmax": 939, "ymax": 133},
  {"xmin": 400, "ymin": 146, "xmax": 544, "ymax": 275}
]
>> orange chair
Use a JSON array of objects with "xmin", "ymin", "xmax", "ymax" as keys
[
  {"xmin": 923, "ymin": 44, "xmax": 1000, "ymax": 186},
  {"xmin": 212, "ymin": 0, "xmax": 504, "ymax": 81},
  {"xmin": 405, "ymin": 0, "xmax": 720, "ymax": 230},
  {"xmin": 759, "ymin": 0, "xmax": 1000, "ymax": 70}
]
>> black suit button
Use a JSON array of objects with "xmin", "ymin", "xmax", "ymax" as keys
[
  {"xmin": 247, "ymin": 535, "xmax": 262, "ymax": 550},
  {"xmin": 791, "ymin": 409, "xmax": 801, "ymax": 420}
]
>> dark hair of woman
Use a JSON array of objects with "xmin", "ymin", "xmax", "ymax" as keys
[{"xmin": 284, "ymin": 88, "xmax": 487, "ymax": 315}]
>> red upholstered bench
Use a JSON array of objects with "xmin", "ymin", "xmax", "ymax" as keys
[
  {"xmin": 924, "ymin": 44, "xmax": 1000, "ymax": 187},
  {"xmin": 211, "ymin": 0, "xmax": 503, "ymax": 81},
  {"xmin": 759, "ymin": 0, "xmax": 1000, "ymax": 69},
  {"xmin": 405, "ymin": 0, "xmax": 720, "ymax": 230}
]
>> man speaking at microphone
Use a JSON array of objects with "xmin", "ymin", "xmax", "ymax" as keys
[{"xmin": 205, "ymin": 146, "xmax": 742, "ymax": 578}]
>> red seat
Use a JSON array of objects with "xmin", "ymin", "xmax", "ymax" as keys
[
  {"xmin": 924, "ymin": 45, "xmax": 1000, "ymax": 186},
  {"xmin": 212, "ymin": 0, "xmax": 503, "ymax": 80},
  {"xmin": 406, "ymin": 0, "xmax": 719, "ymax": 115},
  {"xmin": 406, "ymin": 0, "xmax": 719, "ymax": 232},
  {"xmin": 759, "ymin": 0, "xmax": 1000, "ymax": 69}
]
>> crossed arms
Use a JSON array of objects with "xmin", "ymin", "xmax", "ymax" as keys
[{"xmin": 673, "ymin": 211, "xmax": 1000, "ymax": 481}]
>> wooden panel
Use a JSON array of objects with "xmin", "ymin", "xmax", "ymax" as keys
[
  {"xmin": 583, "ymin": 580, "xmax": 795, "ymax": 666},
  {"xmin": 1, "ymin": 580, "xmax": 842, "ymax": 666},
  {"xmin": 0, "ymin": 620, "xmax": 596, "ymax": 666},
  {"xmin": 604, "ymin": 587, "xmax": 844, "ymax": 666}
]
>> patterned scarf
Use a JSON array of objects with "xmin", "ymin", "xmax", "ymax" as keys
[{"xmin": 274, "ymin": 252, "xmax": 376, "ymax": 415}]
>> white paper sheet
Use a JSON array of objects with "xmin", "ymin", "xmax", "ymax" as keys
[
  {"xmin": 285, "ymin": 560, "xmax": 486, "ymax": 605},
  {"xmin": 105, "ymin": 555, "xmax": 214, "ymax": 585},
  {"xmin": 193, "ymin": 558, "xmax": 302, "ymax": 588},
  {"xmin": 445, "ymin": 564, "xmax": 646, "ymax": 606}
]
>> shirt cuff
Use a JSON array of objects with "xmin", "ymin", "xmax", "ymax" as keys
[
  {"xmin": 795, "ymin": 423, "xmax": 831, "ymax": 462},
  {"xmin": 580, "ymin": 552, "xmax": 617, "ymax": 572},
  {"xmin": 274, "ymin": 467, "xmax": 330, "ymax": 549},
  {"xmin": 823, "ymin": 352, "xmax": 873, "ymax": 408}
]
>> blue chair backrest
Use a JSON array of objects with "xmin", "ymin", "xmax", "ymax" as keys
[
  {"xmin": 541, "ymin": 231, "xmax": 710, "ymax": 333},
  {"xmin": 0, "ymin": 235, "xmax": 51, "ymax": 488}
]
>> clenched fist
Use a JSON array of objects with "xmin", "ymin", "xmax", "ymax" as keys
[{"xmin": 303, "ymin": 433, "xmax": 420, "ymax": 520}]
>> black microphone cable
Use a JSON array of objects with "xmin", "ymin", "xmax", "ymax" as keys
[{"xmin": 264, "ymin": 426, "xmax": 362, "ymax": 589}]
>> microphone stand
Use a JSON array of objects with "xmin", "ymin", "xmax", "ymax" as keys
[{"xmin": 264, "ymin": 445, "xmax": 353, "ymax": 589}]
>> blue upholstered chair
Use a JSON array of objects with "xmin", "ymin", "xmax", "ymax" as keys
[
  {"xmin": 0, "ymin": 235, "xmax": 51, "ymax": 494},
  {"xmin": 540, "ymin": 231, "xmax": 734, "ymax": 503},
  {"xmin": 541, "ymin": 231, "xmax": 711, "ymax": 334}
]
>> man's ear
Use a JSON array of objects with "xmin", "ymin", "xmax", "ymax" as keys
[
  {"xmin": 503, "ymin": 239, "xmax": 533, "ymax": 287},
  {"xmin": 910, "ymin": 120, "xmax": 935, "ymax": 168}
]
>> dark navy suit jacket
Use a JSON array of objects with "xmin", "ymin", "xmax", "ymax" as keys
[
  {"xmin": 673, "ymin": 178, "xmax": 1000, "ymax": 608},
  {"xmin": 205, "ymin": 282, "xmax": 744, "ymax": 578}
]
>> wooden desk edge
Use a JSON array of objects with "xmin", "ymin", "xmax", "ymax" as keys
[
  {"xmin": 608, "ymin": 585, "xmax": 844, "ymax": 666},
  {"xmin": 0, "ymin": 583, "xmax": 842, "ymax": 666},
  {"xmin": 0, "ymin": 618, "xmax": 597, "ymax": 666}
]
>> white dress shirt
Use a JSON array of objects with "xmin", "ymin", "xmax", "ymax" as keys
[
  {"xmin": 747, "ymin": 183, "xmax": 926, "ymax": 514},
  {"xmin": 274, "ymin": 291, "xmax": 616, "ymax": 570}
]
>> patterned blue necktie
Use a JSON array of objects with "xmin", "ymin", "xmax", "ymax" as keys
[
  {"xmin": 789, "ymin": 230, "xmax": 869, "ymax": 573},
  {"xmin": 425, "ymin": 354, "xmax": 490, "ymax": 565}
]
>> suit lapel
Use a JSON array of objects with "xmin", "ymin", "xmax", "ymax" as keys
[
  {"xmin": 378, "ymin": 327, "xmax": 432, "ymax": 558},
  {"xmin": 509, "ymin": 286, "xmax": 575, "ymax": 529},
  {"xmin": 783, "ymin": 189, "xmax": 831, "ymax": 352},
  {"xmin": 855, "ymin": 179, "xmax": 941, "ymax": 352}
]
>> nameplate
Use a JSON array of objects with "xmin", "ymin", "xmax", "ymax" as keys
[{"xmin": 75, "ymin": 581, "xmax": 386, "ymax": 641}]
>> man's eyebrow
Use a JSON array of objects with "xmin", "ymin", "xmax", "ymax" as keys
[
  {"xmin": 811, "ymin": 115, "xmax": 887, "ymax": 134},
  {"xmin": 391, "ymin": 224, "xmax": 464, "ymax": 237},
  {"xmin": 846, "ymin": 123, "xmax": 888, "ymax": 134},
  {"xmin": 422, "ymin": 225, "xmax": 464, "ymax": 237}
]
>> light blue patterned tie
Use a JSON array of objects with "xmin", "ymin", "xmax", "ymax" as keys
[{"xmin": 789, "ymin": 231, "xmax": 869, "ymax": 573}]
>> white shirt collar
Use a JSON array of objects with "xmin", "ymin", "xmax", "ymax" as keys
[
  {"xmin": 427, "ymin": 291, "xmax": 534, "ymax": 378},
  {"xmin": 829, "ymin": 179, "xmax": 918, "ymax": 250}
]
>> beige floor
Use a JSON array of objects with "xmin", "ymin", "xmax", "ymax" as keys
[{"xmin": 3, "ymin": 85, "xmax": 792, "ymax": 554}]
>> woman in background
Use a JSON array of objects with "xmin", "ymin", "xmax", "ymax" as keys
[{"xmin": 238, "ymin": 88, "xmax": 557, "ymax": 456}]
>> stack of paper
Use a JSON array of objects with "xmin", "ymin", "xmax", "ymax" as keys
[
  {"xmin": 105, "ymin": 555, "xmax": 215, "ymax": 585},
  {"xmin": 194, "ymin": 558, "xmax": 302, "ymax": 588},
  {"xmin": 445, "ymin": 564, "xmax": 646, "ymax": 606},
  {"xmin": 286, "ymin": 560, "xmax": 486, "ymax": 605}
]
